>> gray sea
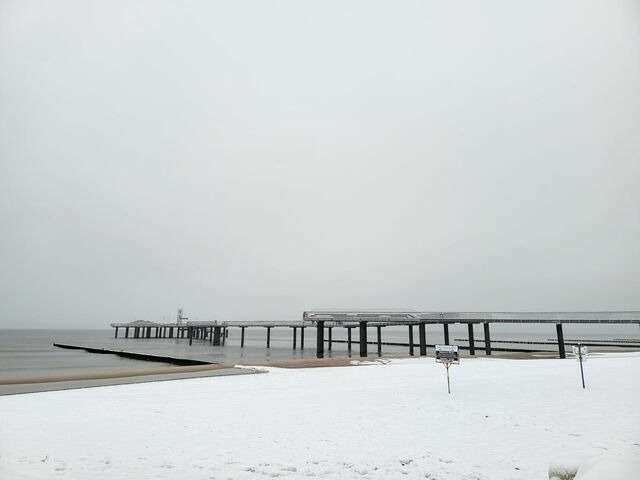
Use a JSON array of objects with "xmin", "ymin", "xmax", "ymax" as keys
[{"xmin": 1, "ymin": 323, "xmax": 639, "ymax": 380}]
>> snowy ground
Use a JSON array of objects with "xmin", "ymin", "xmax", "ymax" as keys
[{"xmin": 1, "ymin": 353, "xmax": 638, "ymax": 479}]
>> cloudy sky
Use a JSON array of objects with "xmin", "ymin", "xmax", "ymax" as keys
[{"xmin": 1, "ymin": 0, "xmax": 639, "ymax": 328}]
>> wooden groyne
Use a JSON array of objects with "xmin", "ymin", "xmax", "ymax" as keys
[
  {"xmin": 110, "ymin": 310, "xmax": 640, "ymax": 360},
  {"xmin": 53, "ymin": 343, "xmax": 213, "ymax": 366}
]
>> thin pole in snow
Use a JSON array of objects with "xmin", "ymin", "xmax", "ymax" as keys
[
  {"xmin": 446, "ymin": 363, "xmax": 451, "ymax": 394},
  {"xmin": 578, "ymin": 342, "xmax": 586, "ymax": 389}
]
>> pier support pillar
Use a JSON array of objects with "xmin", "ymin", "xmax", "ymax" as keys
[
  {"xmin": 316, "ymin": 321, "xmax": 325, "ymax": 358},
  {"xmin": 359, "ymin": 321, "xmax": 367, "ymax": 357},
  {"xmin": 443, "ymin": 324, "xmax": 450, "ymax": 345},
  {"xmin": 266, "ymin": 327, "xmax": 271, "ymax": 348},
  {"xmin": 169, "ymin": 327, "xmax": 173, "ymax": 338},
  {"xmin": 347, "ymin": 327, "xmax": 352, "ymax": 354},
  {"xmin": 125, "ymin": 327, "xmax": 129, "ymax": 338},
  {"xmin": 468, "ymin": 323, "xmax": 475, "ymax": 355},
  {"xmin": 146, "ymin": 327, "xmax": 151, "ymax": 339},
  {"xmin": 241, "ymin": 327, "xmax": 245, "ymax": 347},
  {"xmin": 213, "ymin": 327, "xmax": 221, "ymax": 346},
  {"xmin": 114, "ymin": 327, "xmax": 119, "ymax": 338},
  {"xmin": 300, "ymin": 327, "xmax": 305, "ymax": 350},
  {"xmin": 483, "ymin": 322, "xmax": 491, "ymax": 355},
  {"xmin": 188, "ymin": 326, "xmax": 193, "ymax": 346},
  {"xmin": 408, "ymin": 325, "xmax": 414, "ymax": 356},
  {"xmin": 556, "ymin": 323, "xmax": 566, "ymax": 359},
  {"xmin": 376, "ymin": 326, "xmax": 382, "ymax": 356},
  {"xmin": 419, "ymin": 322, "xmax": 427, "ymax": 356},
  {"xmin": 328, "ymin": 327, "xmax": 332, "ymax": 351},
  {"xmin": 292, "ymin": 327, "xmax": 297, "ymax": 349}
]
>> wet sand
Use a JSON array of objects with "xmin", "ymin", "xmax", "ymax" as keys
[{"xmin": 0, "ymin": 365, "xmax": 258, "ymax": 396}]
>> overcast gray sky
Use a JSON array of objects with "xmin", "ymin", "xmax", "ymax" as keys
[{"xmin": 1, "ymin": 0, "xmax": 639, "ymax": 328}]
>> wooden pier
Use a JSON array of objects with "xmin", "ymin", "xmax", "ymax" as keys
[{"xmin": 111, "ymin": 311, "xmax": 640, "ymax": 360}]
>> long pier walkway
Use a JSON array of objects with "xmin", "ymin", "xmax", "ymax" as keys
[{"xmin": 109, "ymin": 311, "xmax": 640, "ymax": 360}]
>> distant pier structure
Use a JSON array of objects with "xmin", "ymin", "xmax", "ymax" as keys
[{"xmin": 111, "ymin": 310, "xmax": 640, "ymax": 360}]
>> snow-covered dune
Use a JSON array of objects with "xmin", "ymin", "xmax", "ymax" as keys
[{"xmin": 1, "ymin": 354, "xmax": 638, "ymax": 479}]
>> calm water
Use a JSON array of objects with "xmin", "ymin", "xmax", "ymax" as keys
[{"xmin": 1, "ymin": 324, "xmax": 639, "ymax": 380}]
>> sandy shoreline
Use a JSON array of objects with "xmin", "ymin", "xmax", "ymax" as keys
[
  {"xmin": 0, "ymin": 355, "xmax": 542, "ymax": 397},
  {"xmin": 0, "ymin": 363, "xmax": 237, "ymax": 385},
  {"xmin": 0, "ymin": 351, "xmax": 533, "ymax": 386},
  {"xmin": 2, "ymin": 347, "xmax": 636, "ymax": 395}
]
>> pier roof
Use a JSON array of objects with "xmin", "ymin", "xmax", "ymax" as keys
[{"xmin": 303, "ymin": 310, "xmax": 640, "ymax": 324}]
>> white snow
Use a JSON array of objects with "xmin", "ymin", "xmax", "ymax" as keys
[
  {"xmin": 1, "ymin": 354, "xmax": 639, "ymax": 480},
  {"xmin": 574, "ymin": 448, "xmax": 640, "ymax": 479}
]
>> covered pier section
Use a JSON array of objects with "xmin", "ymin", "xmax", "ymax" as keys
[{"xmin": 303, "ymin": 310, "xmax": 640, "ymax": 359}]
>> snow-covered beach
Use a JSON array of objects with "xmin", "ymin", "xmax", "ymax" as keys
[{"xmin": 1, "ymin": 353, "xmax": 638, "ymax": 480}]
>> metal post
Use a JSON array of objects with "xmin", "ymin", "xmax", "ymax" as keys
[
  {"xmin": 556, "ymin": 323, "xmax": 566, "ymax": 359},
  {"xmin": 376, "ymin": 326, "xmax": 382, "ymax": 356},
  {"xmin": 408, "ymin": 325, "xmax": 414, "ymax": 356},
  {"xmin": 419, "ymin": 322, "xmax": 427, "ymax": 356},
  {"xmin": 316, "ymin": 321, "xmax": 324, "ymax": 358},
  {"xmin": 468, "ymin": 323, "xmax": 475, "ymax": 355},
  {"xmin": 241, "ymin": 327, "xmax": 245, "ymax": 347},
  {"xmin": 266, "ymin": 327, "xmax": 271, "ymax": 348},
  {"xmin": 578, "ymin": 342, "xmax": 585, "ymax": 388},
  {"xmin": 443, "ymin": 323, "xmax": 450, "ymax": 345},
  {"xmin": 483, "ymin": 322, "xmax": 491, "ymax": 355},
  {"xmin": 359, "ymin": 321, "xmax": 367, "ymax": 357},
  {"xmin": 293, "ymin": 327, "xmax": 297, "ymax": 349}
]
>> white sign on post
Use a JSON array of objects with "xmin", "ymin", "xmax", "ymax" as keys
[
  {"xmin": 435, "ymin": 344, "xmax": 460, "ymax": 364},
  {"xmin": 572, "ymin": 343, "xmax": 588, "ymax": 389},
  {"xmin": 435, "ymin": 345, "xmax": 459, "ymax": 394},
  {"xmin": 572, "ymin": 345, "xmax": 588, "ymax": 361}
]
